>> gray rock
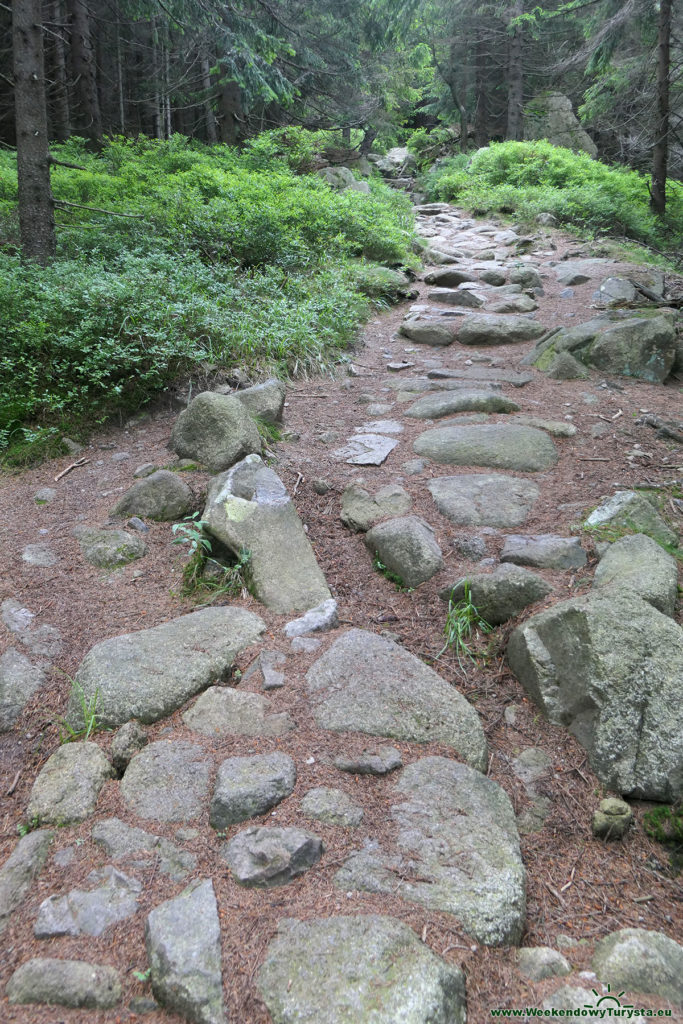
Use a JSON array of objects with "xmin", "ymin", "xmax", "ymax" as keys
[
  {"xmin": 110, "ymin": 720, "xmax": 147, "ymax": 773},
  {"xmin": 542, "ymin": 987, "xmax": 600, "ymax": 1022},
  {"xmin": 555, "ymin": 258, "xmax": 613, "ymax": 286},
  {"xmin": 133, "ymin": 462, "xmax": 158, "ymax": 478},
  {"xmin": 6, "ymin": 959, "xmax": 122, "ymax": 1009},
  {"xmin": 257, "ymin": 915, "xmax": 466, "ymax": 1024},
  {"xmin": 170, "ymin": 391, "xmax": 261, "ymax": 472},
  {"xmin": 222, "ymin": 826, "xmax": 323, "ymax": 887},
  {"xmin": 27, "ymin": 742, "xmax": 113, "ymax": 826},
  {"xmin": 0, "ymin": 648, "xmax": 45, "ymax": 731},
  {"xmin": 210, "ymin": 752, "xmax": 296, "ymax": 829},
  {"xmin": 34, "ymin": 487, "xmax": 57, "ymax": 504},
  {"xmin": 340, "ymin": 483, "xmax": 412, "ymax": 532},
  {"xmin": 584, "ymin": 491, "xmax": 678, "ymax": 549},
  {"xmin": 427, "ymin": 286, "xmax": 487, "ymax": 308},
  {"xmin": 22, "ymin": 544, "xmax": 57, "ymax": 567},
  {"xmin": 73, "ymin": 526, "xmax": 147, "ymax": 568},
  {"xmin": 478, "ymin": 268, "xmax": 507, "ymax": 286},
  {"xmin": 486, "ymin": 294, "xmax": 538, "ymax": 314},
  {"xmin": 248, "ymin": 649, "xmax": 287, "ymax": 689},
  {"xmin": 406, "ymin": 389, "xmax": 519, "ymax": 419},
  {"xmin": 334, "ymin": 745, "xmax": 403, "ymax": 776},
  {"xmin": 439, "ymin": 564, "xmax": 551, "ymax": 625},
  {"xmin": 399, "ymin": 320, "xmax": 459, "ymax": 346},
  {"xmin": 127, "ymin": 515, "xmax": 150, "ymax": 532},
  {"xmin": 414, "ymin": 424, "xmax": 558, "ymax": 472},
  {"xmin": 307, "ymin": 630, "xmax": 487, "ymax": 770},
  {"xmin": 595, "ymin": 276, "xmax": 638, "ymax": 306},
  {"xmin": 182, "ymin": 686, "xmax": 293, "ymax": 737},
  {"xmin": 1, "ymin": 596, "xmax": 35, "ymax": 633},
  {"xmin": 203, "ymin": 455, "xmax": 331, "ymax": 614},
  {"xmin": 121, "ymin": 741, "xmax": 211, "ymax": 822},
  {"xmin": 111, "ymin": 470, "xmax": 192, "ymax": 521},
  {"xmin": 311, "ymin": 477, "xmax": 332, "ymax": 494},
  {"xmin": 510, "ymin": 267, "xmax": 543, "ymax": 289},
  {"xmin": 501, "ymin": 534, "xmax": 587, "ymax": 569},
  {"xmin": 513, "ymin": 415, "xmax": 577, "ymax": 437},
  {"xmin": 518, "ymin": 947, "xmax": 571, "ymax": 981},
  {"xmin": 92, "ymin": 818, "xmax": 196, "ymax": 881},
  {"xmin": 375, "ymin": 147, "xmax": 417, "ymax": 175},
  {"xmin": 290, "ymin": 636, "xmax": 321, "ymax": 654},
  {"xmin": 317, "ymin": 165, "xmax": 363, "ymax": 190},
  {"xmin": 517, "ymin": 796, "xmax": 552, "ymax": 835},
  {"xmin": 301, "ymin": 787, "xmax": 364, "ymax": 826},
  {"xmin": 428, "ymin": 474, "xmax": 540, "ymax": 528},
  {"xmin": 457, "ymin": 313, "xmax": 546, "ymax": 346},
  {"xmin": 365, "ymin": 515, "xmax": 443, "ymax": 588},
  {"xmin": 593, "ymin": 533, "xmax": 678, "ymax": 616},
  {"xmin": 592, "ymin": 929, "xmax": 683, "ymax": 1006},
  {"xmin": 283, "ymin": 598, "xmax": 339, "ymax": 638},
  {"xmin": 402, "ymin": 458, "xmax": 427, "ymax": 475},
  {"xmin": 592, "ymin": 797, "xmax": 633, "ymax": 840},
  {"xmin": 334, "ymin": 433, "xmax": 399, "ymax": 465},
  {"xmin": 335, "ymin": 758, "xmax": 525, "ymax": 946},
  {"xmin": 525, "ymin": 92, "xmax": 598, "ymax": 156},
  {"xmin": 453, "ymin": 535, "xmax": 488, "ymax": 560},
  {"xmin": 69, "ymin": 606, "xmax": 265, "ymax": 729},
  {"xmin": 234, "ymin": 378, "xmax": 286, "ymax": 424},
  {"xmin": 20, "ymin": 622, "xmax": 63, "ymax": 658},
  {"xmin": 146, "ymin": 879, "xmax": 226, "ymax": 1024},
  {"xmin": 424, "ymin": 268, "xmax": 477, "ymax": 287},
  {"xmin": 0, "ymin": 830, "xmax": 53, "ymax": 935},
  {"xmin": 547, "ymin": 351, "xmax": 590, "ymax": 380},
  {"xmin": 34, "ymin": 865, "xmax": 142, "ymax": 938},
  {"xmin": 512, "ymin": 747, "xmax": 552, "ymax": 792},
  {"xmin": 507, "ymin": 589, "xmax": 683, "ymax": 800}
]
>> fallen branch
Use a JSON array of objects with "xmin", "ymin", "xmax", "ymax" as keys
[
  {"xmin": 6, "ymin": 769, "xmax": 21, "ymax": 796},
  {"xmin": 48, "ymin": 154, "xmax": 87, "ymax": 171},
  {"xmin": 635, "ymin": 413, "xmax": 683, "ymax": 444},
  {"xmin": 54, "ymin": 457, "xmax": 88, "ymax": 482},
  {"xmin": 54, "ymin": 200, "xmax": 143, "ymax": 219}
]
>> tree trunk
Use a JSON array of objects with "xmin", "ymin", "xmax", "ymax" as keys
[
  {"xmin": 13, "ymin": 0, "xmax": 56, "ymax": 264},
  {"xmin": 66, "ymin": 0, "xmax": 102, "ymax": 145},
  {"xmin": 448, "ymin": 41, "xmax": 468, "ymax": 152},
  {"xmin": 47, "ymin": 0, "xmax": 70, "ymax": 141},
  {"xmin": 201, "ymin": 57, "xmax": 218, "ymax": 144},
  {"xmin": 218, "ymin": 74, "xmax": 242, "ymax": 144},
  {"xmin": 474, "ymin": 32, "xmax": 489, "ymax": 146},
  {"xmin": 506, "ymin": 0, "xmax": 524, "ymax": 141},
  {"xmin": 650, "ymin": 0, "xmax": 672, "ymax": 216}
]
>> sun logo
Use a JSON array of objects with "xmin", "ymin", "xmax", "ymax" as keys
[{"xmin": 586, "ymin": 984, "xmax": 634, "ymax": 1012}]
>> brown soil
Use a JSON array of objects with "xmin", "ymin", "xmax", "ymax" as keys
[{"xmin": 0, "ymin": 213, "xmax": 682, "ymax": 1024}]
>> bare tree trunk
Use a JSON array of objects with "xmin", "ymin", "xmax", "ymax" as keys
[
  {"xmin": 66, "ymin": 0, "xmax": 102, "ymax": 145},
  {"xmin": 448, "ymin": 41, "xmax": 468, "ymax": 152},
  {"xmin": 474, "ymin": 32, "xmax": 489, "ymax": 147},
  {"xmin": 13, "ymin": 0, "xmax": 56, "ymax": 263},
  {"xmin": 218, "ymin": 73, "xmax": 242, "ymax": 144},
  {"xmin": 201, "ymin": 57, "xmax": 217, "ymax": 143},
  {"xmin": 650, "ymin": 0, "xmax": 672, "ymax": 216},
  {"xmin": 506, "ymin": 0, "xmax": 524, "ymax": 141},
  {"xmin": 116, "ymin": 20, "xmax": 125, "ymax": 133},
  {"xmin": 47, "ymin": 0, "xmax": 70, "ymax": 141}
]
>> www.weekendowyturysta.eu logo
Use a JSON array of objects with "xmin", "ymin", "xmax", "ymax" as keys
[{"xmin": 490, "ymin": 985, "xmax": 673, "ymax": 1018}]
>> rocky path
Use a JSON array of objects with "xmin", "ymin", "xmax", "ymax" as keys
[{"xmin": 0, "ymin": 200, "xmax": 682, "ymax": 1024}]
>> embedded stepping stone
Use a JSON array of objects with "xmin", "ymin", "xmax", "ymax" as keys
[
  {"xmin": 221, "ymin": 826, "xmax": 323, "ymax": 887},
  {"xmin": 257, "ymin": 915, "xmax": 467, "ymax": 1024},
  {"xmin": 340, "ymin": 483, "xmax": 412, "ymax": 533},
  {"xmin": 92, "ymin": 818, "xmax": 197, "ymax": 881},
  {"xmin": 485, "ymin": 294, "xmax": 538, "ymax": 314},
  {"xmin": 456, "ymin": 313, "xmax": 546, "ymax": 346},
  {"xmin": 34, "ymin": 865, "xmax": 142, "ymax": 938},
  {"xmin": 399, "ymin": 320, "xmax": 459, "ymax": 346},
  {"xmin": 306, "ymin": 630, "xmax": 487, "ymax": 770},
  {"xmin": 426, "ymin": 367, "xmax": 534, "ymax": 386},
  {"xmin": 428, "ymin": 474, "xmax": 540, "ymax": 528},
  {"xmin": 170, "ymin": 390, "xmax": 261, "ymax": 472},
  {"xmin": 146, "ymin": 878, "xmax": 226, "ymax": 1024},
  {"xmin": 68, "ymin": 606, "xmax": 265, "ymax": 730},
  {"xmin": 584, "ymin": 490, "xmax": 678, "ymax": 549},
  {"xmin": 335, "ymin": 758, "xmax": 526, "ymax": 946},
  {"xmin": 593, "ymin": 533, "xmax": 678, "ymax": 616},
  {"xmin": 6, "ymin": 959, "xmax": 122, "ymax": 1010},
  {"xmin": 513, "ymin": 415, "xmax": 577, "ymax": 437},
  {"xmin": 406, "ymin": 389, "xmax": 520, "ymax": 419},
  {"xmin": 0, "ymin": 648, "xmax": 46, "ymax": 732},
  {"xmin": 210, "ymin": 753, "xmax": 296, "ymax": 829},
  {"xmin": 501, "ymin": 534, "xmax": 586, "ymax": 569},
  {"xmin": 0, "ymin": 830, "xmax": 53, "ymax": 935},
  {"xmin": 203, "ymin": 455, "xmax": 331, "ymax": 614},
  {"xmin": 592, "ymin": 929, "xmax": 683, "ymax": 1006},
  {"xmin": 424, "ymin": 267, "xmax": 477, "ymax": 287},
  {"xmin": 510, "ymin": 267, "xmax": 543, "ymax": 289},
  {"xmin": 334, "ymin": 746, "xmax": 403, "ymax": 776},
  {"xmin": 439, "ymin": 565, "xmax": 552, "ymax": 625},
  {"xmin": 72, "ymin": 526, "xmax": 146, "ymax": 568},
  {"xmin": 333, "ymin": 433, "xmax": 399, "ymax": 465},
  {"xmin": 283, "ymin": 598, "xmax": 339, "ymax": 638},
  {"xmin": 365, "ymin": 515, "xmax": 443, "ymax": 588},
  {"xmin": 183, "ymin": 686, "xmax": 294, "ymax": 737},
  {"xmin": 301, "ymin": 787, "xmax": 364, "ymax": 826},
  {"xmin": 414, "ymin": 424, "xmax": 558, "ymax": 472},
  {"xmin": 27, "ymin": 742, "xmax": 113, "ymax": 826},
  {"xmin": 427, "ymin": 286, "xmax": 487, "ymax": 308},
  {"xmin": 111, "ymin": 469, "xmax": 192, "ymax": 521},
  {"xmin": 121, "ymin": 741, "xmax": 211, "ymax": 822},
  {"xmin": 359, "ymin": 418, "xmax": 404, "ymax": 434},
  {"xmin": 22, "ymin": 544, "xmax": 58, "ymax": 567}
]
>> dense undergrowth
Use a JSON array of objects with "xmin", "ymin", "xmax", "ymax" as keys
[
  {"xmin": 420, "ymin": 141, "xmax": 683, "ymax": 260},
  {"xmin": 0, "ymin": 132, "xmax": 414, "ymax": 464}
]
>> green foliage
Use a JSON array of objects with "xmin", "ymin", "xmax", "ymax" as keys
[
  {"xmin": 438, "ymin": 581, "xmax": 492, "ymax": 663},
  {"xmin": 172, "ymin": 513, "xmax": 212, "ymax": 558},
  {"xmin": 643, "ymin": 803, "xmax": 683, "ymax": 874},
  {"xmin": 57, "ymin": 679, "xmax": 102, "ymax": 743},
  {"xmin": 373, "ymin": 557, "xmax": 413, "ymax": 592},
  {"xmin": 421, "ymin": 141, "xmax": 683, "ymax": 257}
]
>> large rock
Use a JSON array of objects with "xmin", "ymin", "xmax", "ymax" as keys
[
  {"xmin": 584, "ymin": 490, "xmax": 678, "ymax": 549},
  {"xmin": 111, "ymin": 470, "xmax": 192, "ymax": 521},
  {"xmin": 424, "ymin": 268, "xmax": 477, "ymax": 287},
  {"xmin": 399, "ymin": 319, "xmax": 459, "ymax": 346},
  {"xmin": 414, "ymin": 424, "xmax": 558, "ymax": 472},
  {"xmin": 34, "ymin": 865, "xmax": 142, "ymax": 938},
  {"xmin": 365, "ymin": 515, "xmax": 443, "ymax": 588},
  {"xmin": 210, "ymin": 753, "xmax": 296, "ymax": 828},
  {"xmin": 26, "ymin": 742, "xmax": 113, "ymax": 826},
  {"xmin": 145, "ymin": 879, "xmax": 226, "ymax": 1024},
  {"xmin": 456, "ymin": 313, "xmax": 546, "ymax": 346},
  {"xmin": 501, "ymin": 534, "xmax": 587, "ymax": 569},
  {"xmin": 73, "ymin": 526, "xmax": 146, "ymax": 568},
  {"xmin": 340, "ymin": 483, "xmax": 412, "ymax": 532},
  {"xmin": 257, "ymin": 915, "xmax": 467, "ymax": 1024},
  {"xmin": 202, "ymin": 455, "xmax": 331, "ymax": 614},
  {"xmin": 592, "ymin": 928, "xmax": 683, "ymax": 1006},
  {"xmin": 440, "ymin": 564, "xmax": 552, "ymax": 626},
  {"xmin": 427, "ymin": 286, "xmax": 487, "ymax": 308},
  {"xmin": 524, "ymin": 92, "xmax": 598, "ymax": 156},
  {"xmin": 526, "ymin": 311, "xmax": 677, "ymax": 384},
  {"xmin": 182, "ymin": 686, "xmax": 293, "ymax": 737},
  {"xmin": 68, "ymin": 607, "xmax": 265, "ymax": 730},
  {"xmin": 121, "ymin": 741, "xmax": 211, "ymax": 822},
  {"xmin": 593, "ymin": 533, "xmax": 678, "ymax": 616},
  {"xmin": 517, "ymin": 947, "xmax": 571, "ymax": 981},
  {"xmin": 428, "ymin": 474, "xmax": 539, "ymax": 528},
  {"xmin": 170, "ymin": 391, "xmax": 261, "ymax": 472},
  {"xmin": 0, "ymin": 830, "xmax": 53, "ymax": 935},
  {"xmin": 306, "ymin": 630, "xmax": 487, "ymax": 770},
  {"xmin": 92, "ymin": 818, "xmax": 196, "ymax": 881},
  {"xmin": 0, "ymin": 648, "xmax": 45, "ymax": 732},
  {"xmin": 406, "ymin": 389, "xmax": 519, "ymax": 419},
  {"xmin": 335, "ymin": 758, "xmax": 526, "ymax": 946},
  {"xmin": 486, "ymin": 294, "xmax": 538, "ymax": 314},
  {"xmin": 375, "ymin": 147, "xmax": 417, "ymax": 176},
  {"xmin": 222, "ymin": 826, "xmax": 323, "ymax": 887},
  {"xmin": 6, "ymin": 959, "xmax": 122, "ymax": 1009},
  {"xmin": 317, "ymin": 166, "xmax": 368, "ymax": 192},
  {"xmin": 234, "ymin": 378, "xmax": 286, "ymax": 424},
  {"xmin": 507, "ymin": 589, "xmax": 683, "ymax": 800}
]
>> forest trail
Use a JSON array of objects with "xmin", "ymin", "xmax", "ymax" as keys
[{"xmin": 0, "ymin": 199, "xmax": 681, "ymax": 1024}]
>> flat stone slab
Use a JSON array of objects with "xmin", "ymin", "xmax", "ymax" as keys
[
  {"xmin": 0, "ymin": 648, "xmax": 46, "ymax": 732},
  {"xmin": 456, "ymin": 313, "xmax": 547, "ymax": 346},
  {"xmin": 146, "ymin": 878, "xmax": 226, "ymax": 1024},
  {"xmin": 6, "ymin": 958, "xmax": 122, "ymax": 1010},
  {"xmin": 501, "ymin": 534, "xmax": 587, "ymax": 569},
  {"xmin": 306, "ymin": 630, "xmax": 487, "ymax": 770},
  {"xmin": 428, "ymin": 474, "xmax": 540, "ymax": 528},
  {"xmin": 121, "ymin": 741, "xmax": 211, "ymax": 822},
  {"xmin": 406, "ymin": 390, "xmax": 519, "ymax": 419},
  {"xmin": 257, "ymin": 915, "xmax": 467, "ymax": 1024},
  {"xmin": 73, "ymin": 526, "xmax": 147, "ymax": 568},
  {"xmin": 210, "ymin": 753, "xmax": 296, "ymax": 829},
  {"xmin": 222, "ymin": 826, "xmax": 323, "ymax": 887},
  {"xmin": 92, "ymin": 818, "xmax": 196, "ymax": 881},
  {"xmin": 340, "ymin": 483, "xmax": 412, "ymax": 533},
  {"xmin": 27, "ymin": 742, "xmax": 113, "ymax": 826},
  {"xmin": 427, "ymin": 367, "xmax": 534, "ymax": 387},
  {"xmin": 34, "ymin": 865, "xmax": 142, "ymax": 938},
  {"xmin": 335, "ymin": 758, "xmax": 526, "ymax": 946},
  {"xmin": 182, "ymin": 686, "xmax": 293, "ymax": 738},
  {"xmin": 333, "ymin": 433, "xmax": 399, "ymax": 465},
  {"xmin": 22, "ymin": 544, "xmax": 58, "ymax": 567},
  {"xmin": 69, "ymin": 607, "xmax": 265, "ymax": 730},
  {"xmin": 414, "ymin": 424, "xmax": 558, "ymax": 471},
  {"xmin": 399, "ymin": 319, "xmax": 459, "ymax": 347},
  {"xmin": 0, "ymin": 830, "xmax": 53, "ymax": 935},
  {"xmin": 300, "ymin": 787, "xmax": 364, "ymax": 826},
  {"xmin": 334, "ymin": 745, "xmax": 403, "ymax": 775}
]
